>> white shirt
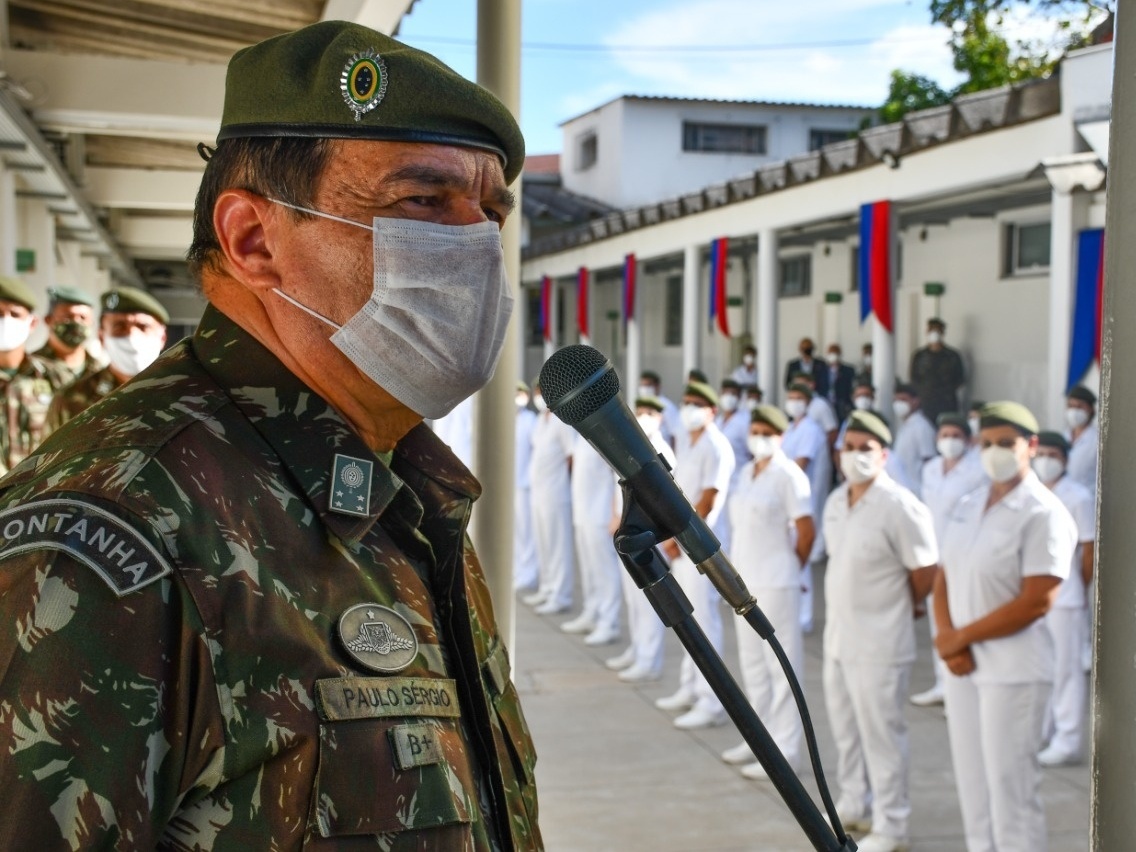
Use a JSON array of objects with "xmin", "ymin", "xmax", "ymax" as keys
[
  {"xmin": 1065, "ymin": 421, "xmax": 1098, "ymax": 495},
  {"xmin": 940, "ymin": 472, "xmax": 1077, "ymax": 684},
  {"xmin": 673, "ymin": 422, "xmax": 736, "ymax": 528},
  {"xmin": 822, "ymin": 471, "xmax": 939, "ymax": 665},
  {"xmin": 530, "ymin": 411, "xmax": 575, "ymax": 500},
  {"xmin": 715, "ymin": 409, "xmax": 752, "ymax": 479},
  {"xmin": 515, "ymin": 407, "xmax": 537, "ymax": 490},
  {"xmin": 431, "ymin": 395, "xmax": 473, "ymax": 469},
  {"xmin": 807, "ymin": 396, "xmax": 838, "ymax": 434},
  {"xmin": 782, "ymin": 415, "xmax": 832, "ymax": 518},
  {"xmin": 729, "ymin": 451, "xmax": 812, "ymax": 589},
  {"xmin": 571, "ymin": 434, "xmax": 617, "ymax": 527},
  {"xmin": 731, "ymin": 363, "xmax": 758, "ymax": 388},
  {"xmin": 1048, "ymin": 475, "xmax": 1095, "ymax": 609},
  {"xmin": 891, "ymin": 411, "xmax": 937, "ymax": 498},
  {"xmin": 920, "ymin": 449, "xmax": 988, "ymax": 542}
]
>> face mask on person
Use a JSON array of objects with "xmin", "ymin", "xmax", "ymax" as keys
[
  {"xmin": 637, "ymin": 413, "xmax": 661, "ymax": 437},
  {"xmin": 719, "ymin": 393, "xmax": 739, "ymax": 413},
  {"xmin": 747, "ymin": 434, "xmax": 777, "ymax": 460},
  {"xmin": 515, "ymin": 394, "xmax": 529, "ymax": 409},
  {"xmin": 826, "ymin": 352, "xmax": 839, "ymax": 365},
  {"xmin": 937, "ymin": 436, "xmax": 967, "ymax": 461},
  {"xmin": 853, "ymin": 396, "xmax": 873, "ymax": 411},
  {"xmin": 0, "ymin": 316, "xmax": 32, "ymax": 352},
  {"xmin": 742, "ymin": 353, "xmax": 755, "ymax": 367},
  {"xmin": 1032, "ymin": 455, "xmax": 1065, "ymax": 484},
  {"xmin": 638, "ymin": 382, "xmax": 656, "ymax": 396},
  {"xmin": 968, "ymin": 416, "xmax": 981, "ymax": 435},
  {"xmin": 841, "ymin": 450, "xmax": 880, "ymax": 484},
  {"xmin": 53, "ymin": 320, "xmax": 90, "ymax": 348},
  {"xmin": 1065, "ymin": 407, "xmax": 1090, "ymax": 429},
  {"xmin": 533, "ymin": 395, "xmax": 548, "ymax": 413},
  {"xmin": 104, "ymin": 330, "xmax": 164, "ymax": 378},
  {"xmin": 680, "ymin": 404, "xmax": 710, "ymax": 432},
  {"xmin": 785, "ymin": 398, "xmax": 808, "ymax": 420},
  {"xmin": 270, "ymin": 201, "xmax": 514, "ymax": 420},
  {"xmin": 981, "ymin": 445, "xmax": 1022, "ymax": 483},
  {"xmin": 927, "ymin": 330, "xmax": 943, "ymax": 345},
  {"xmin": 863, "ymin": 354, "xmax": 872, "ymax": 368},
  {"xmin": 800, "ymin": 347, "xmax": 814, "ymax": 359},
  {"xmin": 893, "ymin": 399, "xmax": 912, "ymax": 420}
]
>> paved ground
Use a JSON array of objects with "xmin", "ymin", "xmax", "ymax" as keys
[{"xmin": 511, "ymin": 564, "xmax": 1091, "ymax": 851}]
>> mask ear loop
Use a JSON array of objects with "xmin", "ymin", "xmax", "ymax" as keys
[
  {"xmin": 272, "ymin": 289, "xmax": 342, "ymax": 332},
  {"xmin": 267, "ymin": 197, "xmax": 372, "ymax": 232}
]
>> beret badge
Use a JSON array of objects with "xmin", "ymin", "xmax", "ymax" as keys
[{"xmin": 340, "ymin": 49, "xmax": 388, "ymax": 121}]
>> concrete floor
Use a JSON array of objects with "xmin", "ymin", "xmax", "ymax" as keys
[{"xmin": 512, "ymin": 566, "xmax": 1091, "ymax": 851}]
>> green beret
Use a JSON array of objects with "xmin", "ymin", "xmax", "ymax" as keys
[
  {"xmin": 846, "ymin": 410, "xmax": 893, "ymax": 447},
  {"xmin": 684, "ymin": 381, "xmax": 718, "ymax": 407},
  {"xmin": 48, "ymin": 285, "xmax": 95, "ymax": 307},
  {"xmin": 688, "ymin": 369, "xmax": 709, "ymax": 384},
  {"xmin": 1067, "ymin": 385, "xmax": 1097, "ymax": 406},
  {"xmin": 936, "ymin": 412, "xmax": 971, "ymax": 435},
  {"xmin": 640, "ymin": 370, "xmax": 661, "ymax": 385},
  {"xmin": 787, "ymin": 382, "xmax": 813, "ymax": 401},
  {"xmin": 218, "ymin": 21, "xmax": 525, "ymax": 184},
  {"xmin": 101, "ymin": 287, "xmax": 170, "ymax": 324},
  {"xmin": 0, "ymin": 276, "xmax": 36, "ymax": 311},
  {"xmin": 750, "ymin": 404, "xmax": 789, "ymax": 434},
  {"xmin": 1037, "ymin": 430, "xmax": 1070, "ymax": 456},
  {"xmin": 895, "ymin": 382, "xmax": 919, "ymax": 397},
  {"xmin": 979, "ymin": 401, "xmax": 1039, "ymax": 437},
  {"xmin": 968, "ymin": 400, "xmax": 986, "ymax": 413},
  {"xmin": 635, "ymin": 395, "xmax": 665, "ymax": 413},
  {"xmin": 740, "ymin": 383, "xmax": 761, "ymax": 397},
  {"xmin": 516, "ymin": 381, "xmax": 530, "ymax": 394},
  {"xmin": 789, "ymin": 370, "xmax": 814, "ymax": 385},
  {"xmin": 720, "ymin": 378, "xmax": 740, "ymax": 392}
]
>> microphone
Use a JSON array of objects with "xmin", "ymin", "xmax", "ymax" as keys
[{"xmin": 539, "ymin": 345, "xmax": 757, "ymax": 615}]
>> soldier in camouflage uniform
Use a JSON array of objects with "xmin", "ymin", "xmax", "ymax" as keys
[
  {"xmin": 46, "ymin": 286, "xmax": 169, "ymax": 434},
  {"xmin": 0, "ymin": 21, "xmax": 540, "ymax": 851},
  {"xmin": 33, "ymin": 285, "xmax": 105, "ymax": 384},
  {"xmin": 909, "ymin": 317, "xmax": 966, "ymax": 424}
]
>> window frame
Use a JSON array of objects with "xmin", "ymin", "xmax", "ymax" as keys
[{"xmin": 681, "ymin": 121, "xmax": 767, "ymax": 155}]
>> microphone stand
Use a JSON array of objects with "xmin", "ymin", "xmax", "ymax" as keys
[{"xmin": 615, "ymin": 483, "xmax": 856, "ymax": 852}]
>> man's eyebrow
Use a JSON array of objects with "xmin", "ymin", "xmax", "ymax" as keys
[{"xmin": 377, "ymin": 164, "xmax": 516, "ymax": 213}]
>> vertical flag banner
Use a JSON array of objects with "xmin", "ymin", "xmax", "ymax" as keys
[
  {"xmin": 858, "ymin": 201, "xmax": 893, "ymax": 331},
  {"xmin": 1067, "ymin": 228, "xmax": 1105, "ymax": 390},
  {"xmin": 622, "ymin": 253, "xmax": 637, "ymax": 329},
  {"xmin": 577, "ymin": 267, "xmax": 590, "ymax": 339},
  {"xmin": 708, "ymin": 237, "xmax": 730, "ymax": 337},
  {"xmin": 540, "ymin": 275, "xmax": 552, "ymax": 342}
]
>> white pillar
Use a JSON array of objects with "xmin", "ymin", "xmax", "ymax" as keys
[
  {"xmin": 822, "ymin": 293, "xmax": 841, "ymax": 349},
  {"xmin": 625, "ymin": 268, "xmax": 641, "ymax": 405},
  {"xmin": 681, "ymin": 243, "xmax": 701, "ymax": 379},
  {"xmin": 18, "ymin": 197, "xmax": 56, "ymax": 305},
  {"xmin": 543, "ymin": 279, "xmax": 558, "ymax": 362},
  {"xmin": 757, "ymin": 228, "xmax": 778, "ymax": 404},
  {"xmin": 0, "ymin": 165, "xmax": 16, "ymax": 277}
]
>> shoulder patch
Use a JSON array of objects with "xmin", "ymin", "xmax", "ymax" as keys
[{"xmin": 0, "ymin": 498, "xmax": 172, "ymax": 596}]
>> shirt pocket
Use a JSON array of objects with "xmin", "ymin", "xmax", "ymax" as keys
[
  {"xmin": 482, "ymin": 640, "xmax": 539, "ymax": 831},
  {"xmin": 306, "ymin": 676, "xmax": 475, "ymax": 845}
]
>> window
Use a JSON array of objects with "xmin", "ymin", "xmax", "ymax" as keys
[
  {"xmin": 682, "ymin": 121, "xmax": 766, "ymax": 155},
  {"xmin": 664, "ymin": 275, "xmax": 683, "ymax": 346},
  {"xmin": 576, "ymin": 131, "xmax": 597, "ymax": 170},
  {"xmin": 809, "ymin": 128, "xmax": 851, "ymax": 150},
  {"xmin": 1003, "ymin": 222, "xmax": 1051, "ymax": 275},
  {"xmin": 779, "ymin": 255, "xmax": 812, "ymax": 298}
]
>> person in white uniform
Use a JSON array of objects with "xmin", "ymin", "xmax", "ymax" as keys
[
  {"xmin": 1032, "ymin": 431, "xmax": 1095, "ymax": 767},
  {"xmin": 638, "ymin": 369, "xmax": 681, "ymax": 447},
  {"xmin": 513, "ymin": 382, "xmax": 540, "ymax": 592},
  {"xmin": 561, "ymin": 432, "xmax": 623, "ymax": 645},
  {"xmin": 890, "ymin": 383, "xmax": 937, "ymax": 499},
  {"xmin": 430, "ymin": 392, "xmax": 474, "ymax": 468},
  {"xmin": 934, "ymin": 402, "xmax": 1077, "ymax": 852},
  {"xmin": 910, "ymin": 413, "xmax": 987, "ymax": 707},
  {"xmin": 654, "ymin": 381, "xmax": 736, "ymax": 730},
  {"xmin": 1063, "ymin": 386, "xmax": 1098, "ymax": 493},
  {"xmin": 606, "ymin": 396, "xmax": 677, "ymax": 682},
  {"xmin": 715, "ymin": 377, "xmax": 752, "ymax": 558},
  {"xmin": 823, "ymin": 411, "xmax": 939, "ymax": 852},
  {"xmin": 731, "ymin": 344, "xmax": 759, "ymax": 388},
  {"xmin": 721, "ymin": 404, "xmax": 815, "ymax": 780},
  {"xmin": 525, "ymin": 381, "xmax": 577, "ymax": 615}
]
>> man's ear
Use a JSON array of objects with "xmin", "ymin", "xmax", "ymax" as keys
[{"xmin": 212, "ymin": 190, "xmax": 283, "ymax": 293}]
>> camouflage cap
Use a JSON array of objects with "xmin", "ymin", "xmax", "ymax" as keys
[
  {"xmin": 846, "ymin": 410, "xmax": 893, "ymax": 447},
  {"xmin": 684, "ymin": 381, "xmax": 718, "ymax": 407},
  {"xmin": 1067, "ymin": 385, "xmax": 1097, "ymax": 406},
  {"xmin": 101, "ymin": 286, "xmax": 170, "ymax": 325},
  {"xmin": 635, "ymin": 395, "xmax": 665, "ymax": 413},
  {"xmin": 979, "ymin": 401, "xmax": 1039, "ymax": 437},
  {"xmin": 0, "ymin": 275, "xmax": 36, "ymax": 311},
  {"xmin": 217, "ymin": 21, "xmax": 525, "ymax": 184},
  {"xmin": 47, "ymin": 285, "xmax": 95, "ymax": 307},
  {"xmin": 750, "ymin": 404, "xmax": 789, "ymax": 434},
  {"xmin": 1037, "ymin": 430, "xmax": 1070, "ymax": 456},
  {"xmin": 936, "ymin": 412, "xmax": 971, "ymax": 435}
]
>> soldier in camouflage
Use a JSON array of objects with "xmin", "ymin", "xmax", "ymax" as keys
[
  {"xmin": 46, "ymin": 286, "xmax": 169, "ymax": 434},
  {"xmin": 0, "ymin": 21, "xmax": 539, "ymax": 851},
  {"xmin": 33, "ymin": 285, "xmax": 106, "ymax": 384},
  {"xmin": 909, "ymin": 317, "xmax": 966, "ymax": 424}
]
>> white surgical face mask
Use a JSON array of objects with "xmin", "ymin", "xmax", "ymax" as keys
[
  {"xmin": 719, "ymin": 393, "xmax": 739, "ymax": 413},
  {"xmin": 1032, "ymin": 455, "xmax": 1065, "ymax": 484},
  {"xmin": 747, "ymin": 434, "xmax": 777, "ymax": 460},
  {"xmin": 104, "ymin": 330, "xmax": 163, "ymax": 378},
  {"xmin": 0, "ymin": 316, "xmax": 32, "ymax": 352},
  {"xmin": 968, "ymin": 416, "xmax": 981, "ymax": 436},
  {"xmin": 515, "ymin": 394, "xmax": 529, "ymax": 409},
  {"xmin": 785, "ymin": 398, "xmax": 807, "ymax": 420},
  {"xmin": 893, "ymin": 399, "xmax": 912, "ymax": 420},
  {"xmin": 637, "ymin": 413, "xmax": 661, "ymax": 437},
  {"xmin": 841, "ymin": 450, "xmax": 880, "ymax": 484},
  {"xmin": 853, "ymin": 395, "xmax": 873, "ymax": 411},
  {"xmin": 1065, "ymin": 407, "xmax": 1090, "ymax": 429},
  {"xmin": 680, "ymin": 404, "xmax": 710, "ymax": 432},
  {"xmin": 638, "ymin": 382, "xmax": 655, "ymax": 396},
  {"xmin": 981, "ymin": 445, "xmax": 1021, "ymax": 483},
  {"xmin": 271, "ymin": 201, "xmax": 513, "ymax": 420},
  {"xmin": 937, "ymin": 436, "xmax": 966, "ymax": 461},
  {"xmin": 927, "ymin": 330, "xmax": 943, "ymax": 345},
  {"xmin": 826, "ymin": 352, "xmax": 839, "ymax": 365},
  {"xmin": 533, "ymin": 394, "xmax": 548, "ymax": 413},
  {"xmin": 742, "ymin": 353, "xmax": 755, "ymax": 367},
  {"xmin": 863, "ymin": 354, "xmax": 872, "ymax": 367}
]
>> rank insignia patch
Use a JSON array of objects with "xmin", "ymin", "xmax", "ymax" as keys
[
  {"xmin": 340, "ymin": 49, "xmax": 388, "ymax": 121},
  {"xmin": 338, "ymin": 603, "xmax": 419, "ymax": 673},
  {"xmin": 330, "ymin": 453, "xmax": 373, "ymax": 517}
]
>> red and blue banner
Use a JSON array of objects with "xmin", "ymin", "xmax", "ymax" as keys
[
  {"xmin": 858, "ymin": 200, "xmax": 893, "ymax": 332},
  {"xmin": 708, "ymin": 237, "xmax": 730, "ymax": 337},
  {"xmin": 577, "ymin": 266, "xmax": 590, "ymax": 339},
  {"xmin": 540, "ymin": 275, "xmax": 552, "ymax": 342},
  {"xmin": 622, "ymin": 253, "xmax": 637, "ymax": 329},
  {"xmin": 1067, "ymin": 228, "xmax": 1105, "ymax": 390}
]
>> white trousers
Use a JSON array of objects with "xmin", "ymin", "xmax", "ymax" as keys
[
  {"xmin": 672, "ymin": 553, "xmax": 724, "ymax": 713},
  {"xmin": 823, "ymin": 657, "xmax": 912, "ymax": 839},
  {"xmin": 532, "ymin": 493, "xmax": 574, "ymax": 609},
  {"xmin": 621, "ymin": 565, "xmax": 665, "ymax": 674},
  {"xmin": 917, "ymin": 591, "xmax": 948, "ymax": 691},
  {"xmin": 573, "ymin": 522, "xmax": 623, "ymax": 633},
  {"xmin": 943, "ymin": 676, "xmax": 1050, "ymax": 852},
  {"xmin": 736, "ymin": 585, "xmax": 804, "ymax": 766},
  {"xmin": 1044, "ymin": 606, "xmax": 1088, "ymax": 756},
  {"xmin": 800, "ymin": 561, "xmax": 815, "ymax": 631},
  {"xmin": 513, "ymin": 485, "xmax": 540, "ymax": 591}
]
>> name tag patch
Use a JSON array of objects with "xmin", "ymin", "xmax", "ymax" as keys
[
  {"xmin": 0, "ymin": 498, "xmax": 172, "ymax": 596},
  {"xmin": 316, "ymin": 676, "xmax": 461, "ymax": 721},
  {"xmin": 389, "ymin": 723, "xmax": 443, "ymax": 769}
]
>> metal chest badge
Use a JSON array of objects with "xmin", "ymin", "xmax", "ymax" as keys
[
  {"xmin": 338, "ymin": 603, "xmax": 419, "ymax": 672},
  {"xmin": 340, "ymin": 49, "xmax": 388, "ymax": 121},
  {"xmin": 330, "ymin": 453, "xmax": 373, "ymax": 517}
]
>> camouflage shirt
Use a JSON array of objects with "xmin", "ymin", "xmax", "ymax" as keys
[
  {"xmin": 0, "ymin": 305, "xmax": 541, "ymax": 851},
  {"xmin": 909, "ymin": 344, "xmax": 966, "ymax": 424},
  {"xmin": 33, "ymin": 344, "xmax": 106, "ymax": 386},
  {"xmin": 0, "ymin": 352, "xmax": 70, "ymax": 476},
  {"xmin": 45, "ymin": 366, "xmax": 123, "ymax": 435}
]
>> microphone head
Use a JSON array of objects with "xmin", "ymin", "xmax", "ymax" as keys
[{"xmin": 538, "ymin": 344, "xmax": 621, "ymax": 425}]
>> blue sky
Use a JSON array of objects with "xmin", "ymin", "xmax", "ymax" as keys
[{"xmin": 395, "ymin": 0, "xmax": 977, "ymax": 155}]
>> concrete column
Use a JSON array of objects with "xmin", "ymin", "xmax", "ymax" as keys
[
  {"xmin": 625, "ymin": 262, "xmax": 641, "ymax": 405},
  {"xmin": 1093, "ymin": 7, "xmax": 1135, "ymax": 847},
  {"xmin": 757, "ymin": 228, "xmax": 778, "ymax": 404},
  {"xmin": 0, "ymin": 165, "xmax": 16, "ymax": 277},
  {"xmin": 543, "ymin": 279, "xmax": 558, "ymax": 362},
  {"xmin": 18, "ymin": 197, "xmax": 56, "ymax": 305},
  {"xmin": 473, "ymin": 0, "xmax": 521, "ymax": 656},
  {"xmin": 681, "ymin": 243, "xmax": 700, "ymax": 379},
  {"xmin": 822, "ymin": 294, "xmax": 841, "ymax": 349}
]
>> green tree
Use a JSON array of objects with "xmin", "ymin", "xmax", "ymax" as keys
[{"xmin": 879, "ymin": 71, "xmax": 952, "ymax": 124}]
